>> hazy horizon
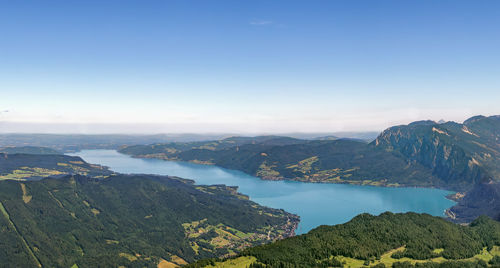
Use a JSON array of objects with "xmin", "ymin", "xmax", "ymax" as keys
[
  {"xmin": 1, "ymin": 1, "xmax": 499, "ymax": 133},
  {"xmin": 0, "ymin": 114, "xmax": 494, "ymax": 135}
]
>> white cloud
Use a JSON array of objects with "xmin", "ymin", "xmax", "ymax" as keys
[{"xmin": 249, "ymin": 19, "xmax": 273, "ymax": 26}]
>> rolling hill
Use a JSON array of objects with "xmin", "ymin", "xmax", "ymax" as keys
[
  {"xmin": 0, "ymin": 153, "xmax": 112, "ymax": 181},
  {"xmin": 119, "ymin": 136, "xmax": 307, "ymax": 161}
]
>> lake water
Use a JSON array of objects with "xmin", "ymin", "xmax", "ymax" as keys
[{"xmin": 73, "ymin": 150, "xmax": 456, "ymax": 234}]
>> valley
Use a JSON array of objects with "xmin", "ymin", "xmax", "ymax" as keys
[
  {"xmin": 1, "ymin": 115, "xmax": 499, "ymax": 267},
  {"xmin": 120, "ymin": 116, "xmax": 500, "ymax": 192},
  {"xmin": 118, "ymin": 115, "xmax": 500, "ymax": 227},
  {"xmin": 73, "ymin": 149, "xmax": 454, "ymax": 235}
]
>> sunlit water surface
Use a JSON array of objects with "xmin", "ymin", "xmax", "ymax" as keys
[{"xmin": 73, "ymin": 150, "xmax": 456, "ymax": 234}]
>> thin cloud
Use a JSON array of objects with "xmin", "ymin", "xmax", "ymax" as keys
[{"xmin": 249, "ymin": 19, "xmax": 273, "ymax": 26}]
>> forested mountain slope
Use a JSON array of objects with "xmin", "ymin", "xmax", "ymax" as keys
[
  {"xmin": 448, "ymin": 182, "xmax": 500, "ymax": 223},
  {"xmin": 0, "ymin": 174, "xmax": 298, "ymax": 267},
  {"xmin": 188, "ymin": 212, "xmax": 500, "ymax": 268},
  {"xmin": 374, "ymin": 115, "xmax": 500, "ymax": 190}
]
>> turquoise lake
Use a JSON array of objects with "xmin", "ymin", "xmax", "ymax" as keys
[{"xmin": 73, "ymin": 149, "xmax": 456, "ymax": 234}]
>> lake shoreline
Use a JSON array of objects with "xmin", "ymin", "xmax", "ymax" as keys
[
  {"xmin": 124, "ymin": 152, "xmax": 459, "ymax": 193},
  {"xmin": 73, "ymin": 150, "xmax": 457, "ymax": 234}
]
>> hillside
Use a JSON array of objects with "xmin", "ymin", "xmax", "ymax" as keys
[
  {"xmin": 188, "ymin": 212, "xmax": 500, "ymax": 268},
  {"xmin": 174, "ymin": 139, "xmax": 440, "ymax": 187},
  {"xmin": 118, "ymin": 115, "xmax": 500, "ymax": 224},
  {"xmin": 374, "ymin": 115, "xmax": 500, "ymax": 190},
  {"xmin": 448, "ymin": 182, "xmax": 500, "ymax": 223},
  {"xmin": 0, "ymin": 153, "xmax": 111, "ymax": 181},
  {"xmin": 0, "ymin": 174, "xmax": 298, "ymax": 267},
  {"xmin": 120, "ymin": 137, "xmax": 441, "ymax": 188},
  {"xmin": 119, "ymin": 136, "xmax": 307, "ymax": 161},
  {"xmin": 120, "ymin": 115, "xmax": 500, "ymax": 192}
]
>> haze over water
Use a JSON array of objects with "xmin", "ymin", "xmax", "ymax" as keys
[{"xmin": 74, "ymin": 149, "xmax": 456, "ymax": 234}]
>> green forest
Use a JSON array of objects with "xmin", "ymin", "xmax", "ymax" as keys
[
  {"xmin": 0, "ymin": 174, "xmax": 297, "ymax": 267},
  {"xmin": 188, "ymin": 212, "xmax": 500, "ymax": 268}
]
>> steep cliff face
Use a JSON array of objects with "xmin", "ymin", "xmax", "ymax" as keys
[{"xmin": 373, "ymin": 116, "xmax": 500, "ymax": 190}]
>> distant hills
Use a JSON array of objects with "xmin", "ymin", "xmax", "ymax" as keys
[
  {"xmin": 0, "ymin": 134, "xmax": 232, "ymax": 153},
  {"xmin": 120, "ymin": 135, "xmax": 307, "ymax": 159},
  {"xmin": 119, "ymin": 115, "xmax": 500, "ymax": 225},
  {"xmin": 121, "ymin": 116, "xmax": 500, "ymax": 191},
  {"xmin": 1, "ymin": 116, "xmax": 500, "ymax": 267},
  {"xmin": 120, "ymin": 136, "xmax": 440, "ymax": 188},
  {"xmin": 0, "ymin": 146, "xmax": 61, "ymax": 155},
  {"xmin": 0, "ymin": 132, "xmax": 378, "ymax": 153},
  {"xmin": 188, "ymin": 212, "xmax": 500, "ymax": 268},
  {"xmin": 0, "ymin": 174, "xmax": 298, "ymax": 267},
  {"xmin": 0, "ymin": 151, "xmax": 111, "ymax": 181}
]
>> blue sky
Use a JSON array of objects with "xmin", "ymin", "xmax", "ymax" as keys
[{"xmin": 1, "ymin": 0, "xmax": 499, "ymax": 133}]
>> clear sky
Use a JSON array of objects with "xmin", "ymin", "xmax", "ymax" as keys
[{"xmin": 1, "ymin": 0, "xmax": 499, "ymax": 134}]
